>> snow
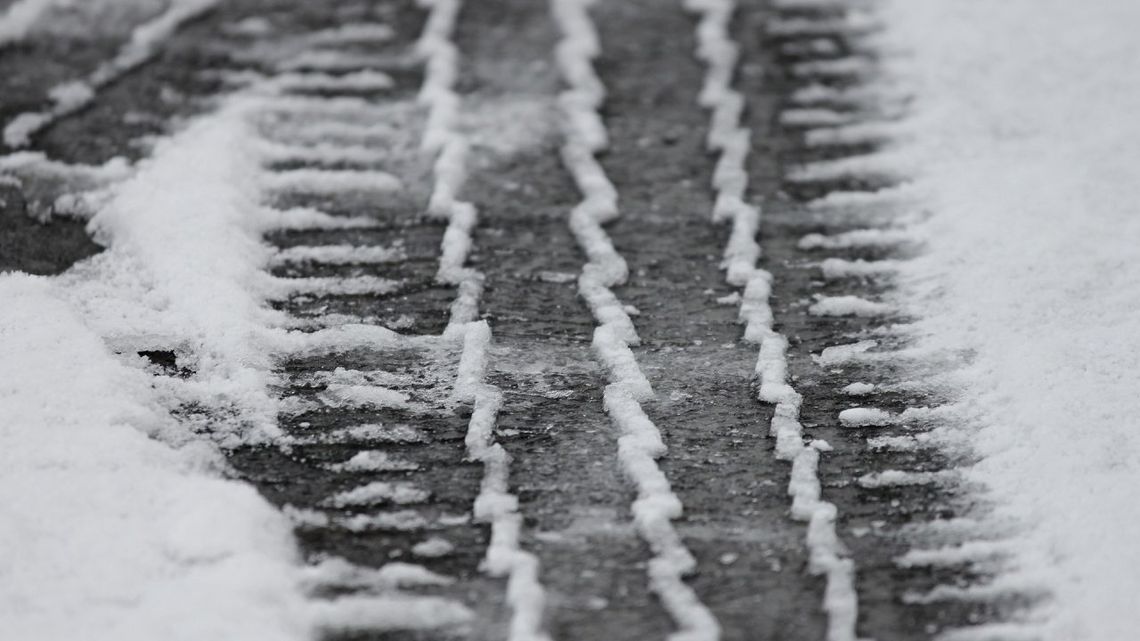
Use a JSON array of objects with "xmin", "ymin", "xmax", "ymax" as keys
[
  {"xmin": 813, "ymin": 340, "xmax": 878, "ymax": 367},
  {"xmin": 278, "ymin": 50, "xmax": 393, "ymax": 72},
  {"xmin": 325, "ymin": 451, "xmax": 420, "ymax": 473},
  {"xmin": 805, "ymin": 122, "xmax": 905, "ymax": 148},
  {"xmin": 841, "ymin": 382, "xmax": 875, "ymax": 397},
  {"xmin": 837, "ymin": 407, "xmax": 892, "ymax": 428},
  {"xmin": 413, "ymin": 3, "xmax": 551, "ymax": 639},
  {"xmin": 766, "ymin": 13, "xmax": 878, "ymax": 38},
  {"xmin": 296, "ymin": 423, "xmax": 428, "ymax": 445},
  {"xmin": 323, "ymin": 482, "xmax": 431, "ymax": 508},
  {"xmin": 260, "ymin": 139, "xmax": 389, "ymax": 165},
  {"xmin": 60, "ymin": 96, "xmax": 291, "ymax": 443},
  {"xmin": 779, "ymin": 108, "xmax": 857, "ymax": 128},
  {"xmin": 337, "ymin": 510, "xmax": 431, "ymax": 533},
  {"xmin": 308, "ymin": 595, "xmax": 473, "ymax": 634},
  {"xmin": 808, "ymin": 295, "xmax": 891, "ymax": 318},
  {"xmin": 895, "ymin": 541, "xmax": 1013, "ymax": 569},
  {"xmin": 792, "ymin": 57, "xmax": 874, "ymax": 80},
  {"xmin": 786, "ymin": 150, "xmax": 906, "ymax": 184},
  {"xmin": 0, "ymin": 10, "xmax": 507, "ymax": 635},
  {"xmin": 300, "ymin": 558, "xmax": 453, "ymax": 590},
  {"xmin": 270, "ymin": 206, "xmax": 381, "ymax": 230},
  {"xmin": 412, "ymin": 537, "xmax": 455, "ymax": 558},
  {"xmin": 271, "ymin": 275, "xmax": 402, "ymax": 297},
  {"xmin": 272, "ymin": 244, "xmax": 405, "ymax": 266},
  {"xmin": 819, "ymin": 258, "xmax": 899, "ymax": 280},
  {"xmin": 856, "ymin": 470, "xmax": 953, "ymax": 489},
  {"xmin": 263, "ymin": 168, "xmax": 402, "ymax": 194},
  {"xmin": 273, "ymin": 70, "xmax": 395, "ymax": 92},
  {"xmin": 305, "ymin": 23, "xmax": 396, "ymax": 46},
  {"xmin": 879, "ymin": 0, "xmax": 1140, "ymax": 637},
  {"xmin": 798, "ymin": 228, "xmax": 913, "ymax": 250},
  {"xmin": 686, "ymin": 0, "xmax": 861, "ymax": 637},
  {"xmin": 0, "ymin": 0, "xmax": 60, "ymax": 45},
  {"xmin": 0, "ymin": 275, "xmax": 310, "ymax": 641}
]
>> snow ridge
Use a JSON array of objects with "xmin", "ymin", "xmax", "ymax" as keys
[
  {"xmin": 684, "ymin": 1, "xmax": 861, "ymax": 639},
  {"xmin": 416, "ymin": 0, "xmax": 481, "ymax": 334},
  {"xmin": 0, "ymin": 0, "xmax": 58, "ymax": 46},
  {"xmin": 554, "ymin": 1, "xmax": 720, "ymax": 639},
  {"xmin": 3, "ymin": 0, "xmax": 219, "ymax": 147},
  {"xmin": 414, "ymin": 2, "xmax": 551, "ymax": 640}
]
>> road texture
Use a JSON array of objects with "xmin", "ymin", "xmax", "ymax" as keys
[{"xmin": 0, "ymin": 0, "xmax": 1023, "ymax": 639}]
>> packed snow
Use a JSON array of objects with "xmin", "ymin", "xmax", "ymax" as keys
[{"xmin": 880, "ymin": 0, "xmax": 1140, "ymax": 638}]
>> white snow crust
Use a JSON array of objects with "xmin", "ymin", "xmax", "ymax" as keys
[{"xmin": 880, "ymin": 0, "xmax": 1140, "ymax": 637}]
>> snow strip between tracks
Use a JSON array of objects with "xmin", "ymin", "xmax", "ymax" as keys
[
  {"xmin": 554, "ymin": 1, "xmax": 720, "ymax": 639},
  {"xmin": 683, "ymin": 1, "xmax": 860, "ymax": 639},
  {"xmin": 416, "ymin": 1, "xmax": 551, "ymax": 640}
]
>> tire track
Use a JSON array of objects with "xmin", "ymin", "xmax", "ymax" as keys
[
  {"xmin": 209, "ymin": 1, "xmax": 530, "ymax": 637},
  {"xmin": 416, "ymin": 2, "xmax": 551, "ymax": 639},
  {"xmin": 686, "ymin": 2, "xmax": 860, "ymax": 640},
  {"xmin": 553, "ymin": 1, "xmax": 720, "ymax": 639},
  {"xmin": 454, "ymin": 0, "xmax": 683, "ymax": 638},
  {"xmin": 741, "ymin": 0, "xmax": 1034, "ymax": 638}
]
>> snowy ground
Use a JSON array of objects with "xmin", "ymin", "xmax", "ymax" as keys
[
  {"xmin": 877, "ymin": 1, "xmax": 1140, "ymax": 639},
  {"xmin": 3, "ymin": 0, "xmax": 1140, "ymax": 640}
]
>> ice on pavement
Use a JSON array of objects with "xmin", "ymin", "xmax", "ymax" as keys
[{"xmin": 882, "ymin": 0, "xmax": 1140, "ymax": 637}]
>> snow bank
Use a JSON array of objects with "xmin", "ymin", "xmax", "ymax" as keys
[
  {"xmin": 62, "ymin": 95, "xmax": 284, "ymax": 442},
  {"xmin": 881, "ymin": 0, "xmax": 1140, "ymax": 638},
  {"xmin": 0, "ymin": 275, "xmax": 309, "ymax": 641}
]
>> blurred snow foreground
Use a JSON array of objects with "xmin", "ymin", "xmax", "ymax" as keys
[{"xmin": 874, "ymin": 0, "xmax": 1140, "ymax": 638}]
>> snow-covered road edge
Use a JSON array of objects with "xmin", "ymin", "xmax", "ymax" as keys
[
  {"xmin": 3, "ymin": 81, "xmax": 318, "ymax": 641},
  {"xmin": 869, "ymin": 1, "xmax": 1140, "ymax": 639},
  {"xmin": 0, "ymin": 275, "xmax": 310, "ymax": 641}
]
